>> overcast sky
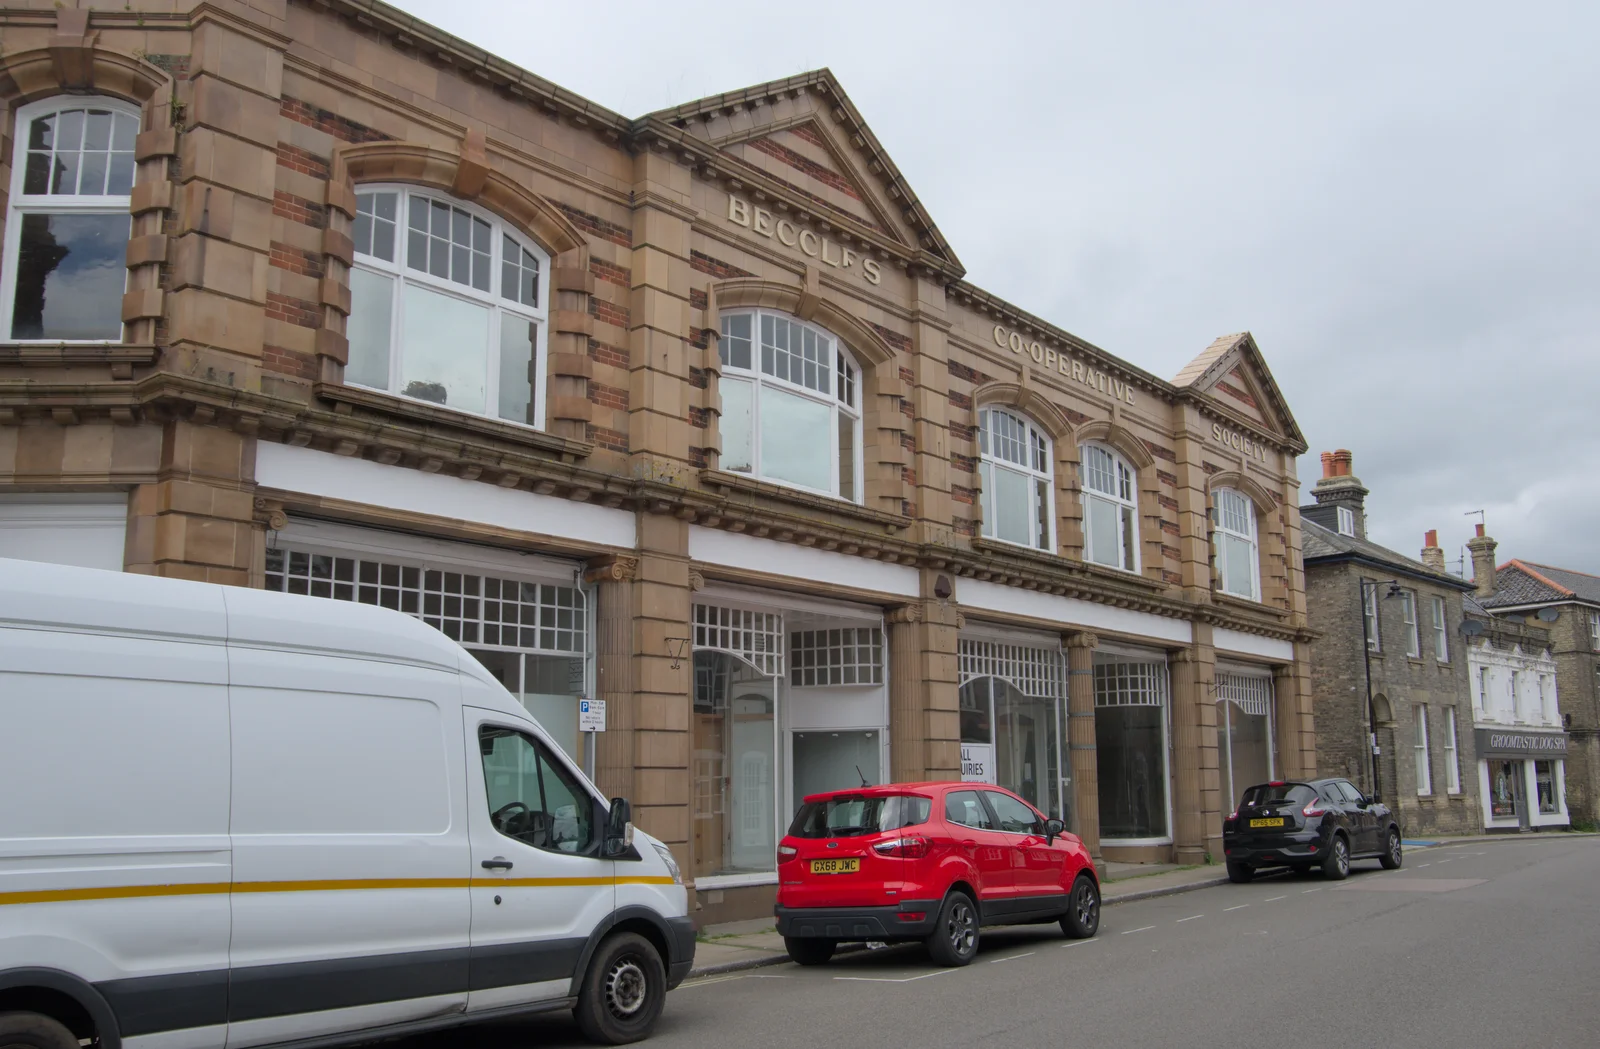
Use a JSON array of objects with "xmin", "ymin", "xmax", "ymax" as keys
[{"xmin": 394, "ymin": 0, "xmax": 1600, "ymax": 577}]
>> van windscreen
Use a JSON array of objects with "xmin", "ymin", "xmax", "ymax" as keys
[{"xmin": 788, "ymin": 794, "xmax": 931, "ymax": 839}]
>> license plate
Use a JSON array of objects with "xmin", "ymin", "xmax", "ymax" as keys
[
  {"xmin": 1249, "ymin": 817, "xmax": 1285, "ymax": 828},
  {"xmin": 809, "ymin": 858, "xmax": 860, "ymax": 875}
]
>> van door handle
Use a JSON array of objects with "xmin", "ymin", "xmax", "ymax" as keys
[{"xmin": 481, "ymin": 857, "xmax": 513, "ymax": 871}]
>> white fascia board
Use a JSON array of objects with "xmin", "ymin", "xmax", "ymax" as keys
[
  {"xmin": 688, "ymin": 526, "xmax": 920, "ymax": 598},
  {"xmin": 1213, "ymin": 627, "xmax": 1295, "ymax": 662},
  {"xmin": 958, "ymin": 578, "xmax": 1193, "ymax": 645},
  {"xmin": 256, "ymin": 443, "xmax": 636, "ymax": 550}
]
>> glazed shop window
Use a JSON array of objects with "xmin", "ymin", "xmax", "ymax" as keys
[
  {"xmin": 1094, "ymin": 655, "xmax": 1171, "ymax": 842},
  {"xmin": 347, "ymin": 186, "xmax": 549, "ymax": 427},
  {"xmin": 718, "ymin": 309, "xmax": 863, "ymax": 502},
  {"xmin": 691, "ymin": 649, "xmax": 778, "ymax": 879},
  {"xmin": 979, "ymin": 407, "xmax": 1053, "ymax": 551},
  {"xmin": 264, "ymin": 547, "xmax": 589, "ymax": 761},
  {"xmin": 1, "ymin": 98, "xmax": 138, "ymax": 341},
  {"xmin": 1211, "ymin": 487, "xmax": 1260, "ymax": 600},
  {"xmin": 1080, "ymin": 443, "xmax": 1138, "ymax": 571}
]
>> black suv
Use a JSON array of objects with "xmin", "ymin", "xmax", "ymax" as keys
[{"xmin": 1222, "ymin": 778, "xmax": 1402, "ymax": 882}]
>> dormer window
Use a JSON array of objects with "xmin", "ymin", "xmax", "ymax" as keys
[{"xmin": 1336, "ymin": 505, "xmax": 1356, "ymax": 536}]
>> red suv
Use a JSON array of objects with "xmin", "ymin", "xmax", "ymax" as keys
[{"xmin": 774, "ymin": 783, "xmax": 1100, "ymax": 966}]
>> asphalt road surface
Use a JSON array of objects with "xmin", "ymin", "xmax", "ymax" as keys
[{"xmin": 404, "ymin": 836, "xmax": 1600, "ymax": 1049}]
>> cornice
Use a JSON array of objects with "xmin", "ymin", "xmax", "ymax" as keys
[{"xmin": 1182, "ymin": 393, "xmax": 1307, "ymax": 457}]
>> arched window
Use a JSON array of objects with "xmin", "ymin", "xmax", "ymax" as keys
[
  {"xmin": 347, "ymin": 184, "xmax": 549, "ymax": 427},
  {"xmin": 1, "ymin": 97, "xmax": 139, "ymax": 342},
  {"xmin": 718, "ymin": 308, "xmax": 862, "ymax": 502},
  {"xmin": 978, "ymin": 407, "xmax": 1052, "ymax": 550},
  {"xmin": 1080, "ymin": 443, "xmax": 1138, "ymax": 571},
  {"xmin": 1212, "ymin": 487, "xmax": 1259, "ymax": 599}
]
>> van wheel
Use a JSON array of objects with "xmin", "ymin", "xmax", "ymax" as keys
[
  {"xmin": 784, "ymin": 937, "xmax": 836, "ymax": 966},
  {"xmin": 0, "ymin": 1012, "xmax": 80, "ymax": 1049},
  {"xmin": 573, "ymin": 932, "xmax": 666, "ymax": 1045}
]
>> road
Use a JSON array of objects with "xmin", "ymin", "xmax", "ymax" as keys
[{"xmin": 404, "ymin": 836, "xmax": 1600, "ymax": 1049}]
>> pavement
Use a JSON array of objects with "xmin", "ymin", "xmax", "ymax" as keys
[{"xmin": 399, "ymin": 832, "xmax": 1600, "ymax": 1049}]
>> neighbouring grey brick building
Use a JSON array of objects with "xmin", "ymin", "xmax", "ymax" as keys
[
  {"xmin": 1469, "ymin": 537, "xmax": 1598, "ymax": 829},
  {"xmin": 1302, "ymin": 451, "xmax": 1479, "ymax": 836}
]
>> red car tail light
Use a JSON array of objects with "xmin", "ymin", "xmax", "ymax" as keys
[
  {"xmin": 1302, "ymin": 798, "xmax": 1327, "ymax": 817},
  {"xmin": 896, "ymin": 911, "xmax": 927, "ymax": 922},
  {"xmin": 872, "ymin": 836, "xmax": 930, "ymax": 859},
  {"xmin": 777, "ymin": 844, "xmax": 798, "ymax": 859}
]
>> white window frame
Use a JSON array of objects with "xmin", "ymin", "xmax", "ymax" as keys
[
  {"xmin": 1432, "ymin": 595, "xmax": 1449, "ymax": 662},
  {"xmin": 977, "ymin": 407, "xmax": 1055, "ymax": 552},
  {"xmin": 1476, "ymin": 666, "xmax": 1490, "ymax": 716},
  {"xmin": 717, "ymin": 308, "xmax": 863, "ymax": 504},
  {"xmin": 1414, "ymin": 703, "xmax": 1432, "ymax": 796},
  {"xmin": 1401, "ymin": 590, "xmax": 1420, "ymax": 658},
  {"xmin": 1444, "ymin": 707, "xmax": 1461, "ymax": 794},
  {"xmin": 1079, "ymin": 442, "xmax": 1138, "ymax": 571},
  {"xmin": 0, "ymin": 96, "xmax": 139, "ymax": 344},
  {"xmin": 1538, "ymin": 675, "xmax": 1553, "ymax": 724},
  {"xmin": 1590, "ymin": 611, "xmax": 1599, "ymax": 651},
  {"xmin": 1363, "ymin": 580, "xmax": 1381, "ymax": 652},
  {"xmin": 1211, "ymin": 487, "xmax": 1260, "ymax": 600},
  {"xmin": 1336, "ymin": 505, "xmax": 1355, "ymax": 536},
  {"xmin": 349, "ymin": 183, "xmax": 550, "ymax": 429}
]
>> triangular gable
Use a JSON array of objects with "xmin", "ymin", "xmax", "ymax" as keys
[
  {"xmin": 647, "ymin": 69, "xmax": 962, "ymax": 271},
  {"xmin": 1172, "ymin": 332, "xmax": 1306, "ymax": 452}
]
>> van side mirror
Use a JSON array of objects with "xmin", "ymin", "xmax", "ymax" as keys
[
  {"xmin": 1043, "ymin": 818, "xmax": 1065, "ymax": 845},
  {"xmin": 603, "ymin": 797, "xmax": 634, "ymax": 857}
]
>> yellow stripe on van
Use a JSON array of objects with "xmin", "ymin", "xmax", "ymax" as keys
[{"xmin": 0, "ymin": 875, "xmax": 679, "ymax": 907}]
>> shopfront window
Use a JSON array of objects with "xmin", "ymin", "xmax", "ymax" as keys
[
  {"xmin": 1094, "ymin": 654, "xmax": 1171, "ymax": 842},
  {"xmin": 1215, "ymin": 671, "xmax": 1274, "ymax": 809},
  {"xmin": 1489, "ymin": 759, "xmax": 1521, "ymax": 819},
  {"xmin": 1535, "ymin": 761, "xmax": 1558, "ymax": 814},
  {"xmin": 264, "ymin": 546, "xmax": 590, "ymax": 761},
  {"xmin": 957, "ymin": 638, "xmax": 1067, "ymax": 822},
  {"xmin": 1211, "ymin": 487, "xmax": 1260, "ymax": 600},
  {"xmin": 691, "ymin": 650, "xmax": 776, "ymax": 879},
  {"xmin": 980, "ymin": 407, "xmax": 1053, "ymax": 551}
]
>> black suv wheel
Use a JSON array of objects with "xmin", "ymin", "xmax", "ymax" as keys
[
  {"xmin": 1379, "ymin": 827, "xmax": 1403, "ymax": 870},
  {"xmin": 1322, "ymin": 834, "xmax": 1351, "ymax": 880}
]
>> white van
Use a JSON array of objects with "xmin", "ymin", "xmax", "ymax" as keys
[{"xmin": 0, "ymin": 557, "xmax": 694, "ymax": 1049}]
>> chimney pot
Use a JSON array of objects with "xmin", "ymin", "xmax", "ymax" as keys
[
  {"xmin": 1476, "ymin": 523, "xmax": 1485, "ymax": 538},
  {"xmin": 1425, "ymin": 529, "xmax": 1438, "ymax": 548},
  {"xmin": 1320, "ymin": 451, "xmax": 1336, "ymax": 479},
  {"xmin": 1420, "ymin": 529, "xmax": 1446, "ymax": 573}
]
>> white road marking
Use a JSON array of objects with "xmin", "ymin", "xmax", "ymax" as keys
[
  {"xmin": 1224, "ymin": 904, "xmax": 1250, "ymax": 912},
  {"xmin": 1175, "ymin": 914, "xmax": 1204, "ymax": 923},
  {"xmin": 1265, "ymin": 895, "xmax": 1287, "ymax": 902},
  {"xmin": 835, "ymin": 969, "xmax": 957, "ymax": 984},
  {"xmin": 1061, "ymin": 939, "xmax": 1099, "ymax": 948},
  {"xmin": 1437, "ymin": 858, "xmax": 1453, "ymax": 864},
  {"xmin": 1418, "ymin": 863, "xmax": 1431, "ymax": 868},
  {"xmin": 1122, "ymin": 925, "xmax": 1156, "ymax": 935},
  {"xmin": 989, "ymin": 952, "xmax": 1036, "ymax": 964},
  {"xmin": 1302, "ymin": 888, "xmax": 1322, "ymax": 894}
]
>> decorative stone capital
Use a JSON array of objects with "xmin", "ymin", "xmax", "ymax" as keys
[
  {"xmin": 253, "ymin": 498, "xmax": 288, "ymax": 532},
  {"xmin": 688, "ymin": 569, "xmax": 706, "ymax": 592},
  {"xmin": 584, "ymin": 556, "xmax": 638, "ymax": 584},
  {"xmin": 1065, "ymin": 630, "xmax": 1099, "ymax": 650},
  {"xmin": 887, "ymin": 603, "xmax": 923, "ymax": 625},
  {"xmin": 451, "ymin": 127, "xmax": 490, "ymax": 199}
]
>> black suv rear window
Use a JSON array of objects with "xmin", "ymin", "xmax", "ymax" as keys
[
  {"xmin": 1240, "ymin": 783, "xmax": 1316, "ymax": 807},
  {"xmin": 788, "ymin": 794, "xmax": 932, "ymax": 838}
]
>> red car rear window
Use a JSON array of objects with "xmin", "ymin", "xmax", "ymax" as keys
[{"xmin": 787, "ymin": 794, "xmax": 932, "ymax": 839}]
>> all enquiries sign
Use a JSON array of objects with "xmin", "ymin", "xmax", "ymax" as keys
[{"xmin": 960, "ymin": 743, "xmax": 995, "ymax": 784}]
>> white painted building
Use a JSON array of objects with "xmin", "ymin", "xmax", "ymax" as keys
[{"xmin": 1466, "ymin": 604, "xmax": 1569, "ymax": 830}]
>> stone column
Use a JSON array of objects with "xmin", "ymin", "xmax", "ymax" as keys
[
  {"xmin": 1169, "ymin": 648, "xmax": 1207, "ymax": 865},
  {"xmin": 1064, "ymin": 631, "xmax": 1102, "ymax": 868},
  {"xmin": 630, "ymin": 514, "xmax": 693, "ymax": 881},
  {"xmin": 888, "ymin": 602, "xmax": 927, "ymax": 783},
  {"xmin": 586, "ymin": 555, "xmax": 639, "ymax": 802},
  {"xmin": 1273, "ymin": 663, "xmax": 1301, "ymax": 780}
]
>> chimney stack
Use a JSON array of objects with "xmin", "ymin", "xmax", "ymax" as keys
[
  {"xmin": 1421, "ymin": 529, "xmax": 1446, "ymax": 573},
  {"xmin": 1467, "ymin": 523, "xmax": 1498, "ymax": 597},
  {"xmin": 1309, "ymin": 448, "xmax": 1369, "ymax": 538}
]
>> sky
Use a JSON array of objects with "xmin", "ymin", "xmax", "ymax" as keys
[{"xmin": 392, "ymin": 0, "xmax": 1600, "ymax": 577}]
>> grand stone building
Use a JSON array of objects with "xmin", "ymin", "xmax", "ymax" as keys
[
  {"xmin": 0, "ymin": 0, "xmax": 1313, "ymax": 924},
  {"xmin": 1302, "ymin": 452, "xmax": 1479, "ymax": 836}
]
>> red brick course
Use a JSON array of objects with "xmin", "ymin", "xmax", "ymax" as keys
[
  {"xmin": 688, "ymin": 406, "xmax": 709, "ymax": 429},
  {"xmin": 265, "ymin": 292, "xmax": 321, "ymax": 329},
  {"xmin": 262, "ymin": 344, "xmax": 317, "ymax": 380},
  {"xmin": 950, "ymin": 452, "xmax": 976, "ymax": 474},
  {"xmin": 587, "ymin": 339, "xmax": 630, "ymax": 370},
  {"xmin": 269, "ymin": 240, "xmax": 325, "ymax": 279},
  {"xmin": 951, "ymin": 484, "xmax": 977, "ymax": 506},
  {"xmin": 948, "ymin": 390, "xmax": 972, "ymax": 411},
  {"xmin": 273, "ymin": 191, "xmax": 327, "ymax": 229},
  {"xmin": 689, "ymin": 250, "xmax": 753, "ymax": 280},
  {"xmin": 689, "ymin": 289, "xmax": 708, "ymax": 311},
  {"xmin": 280, "ymin": 97, "xmax": 390, "ymax": 144},
  {"xmin": 591, "ymin": 298, "xmax": 630, "ymax": 329},
  {"xmin": 788, "ymin": 122, "xmax": 828, "ymax": 149},
  {"xmin": 589, "ymin": 382, "xmax": 629, "ymax": 411},
  {"xmin": 556, "ymin": 203, "xmax": 631, "ymax": 248},
  {"xmin": 1157, "ymin": 469, "xmax": 1179, "ymax": 487},
  {"xmin": 873, "ymin": 323, "xmax": 913, "ymax": 354},
  {"xmin": 590, "ymin": 259, "xmax": 630, "ymax": 287},
  {"xmin": 588, "ymin": 424, "xmax": 628, "ymax": 452},
  {"xmin": 748, "ymin": 136, "xmax": 861, "ymax": 200},
  {"xmin": 1143, "ymin": 439, "xmax": 1178, "ymax": 463},
  {"xmin": 276, "ymin": 143, "xmax": 331, "ymax": 181}
]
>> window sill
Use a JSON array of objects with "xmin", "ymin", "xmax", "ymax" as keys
[
  {"xmin": 315, "ymin": 383, "xmax": 591, "ymax": 461},
  {"xmin": 0, "ymin": 342, "xmax": 158, "ymax": 367},
  {"xmin": 969, "ymin": 537, "xmax": 1170, "ymax": 595},
  {"xmin": 1211, "ymin": 591, "xmax": 1288, "ymax": 620},
  {"xmin": 699, "ymin": 469, "xmax": 909, "ymax": 533},
  {"xmin": 1417, "ymin": 794, "xmax": 1437, "ymax": 803}
]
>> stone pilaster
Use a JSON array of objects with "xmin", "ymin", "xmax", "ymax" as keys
[
  {"xmin": 1064, "ymin": 631, "xmax": 1101, "ymax": 866},
  {"xmin": 1169, "ymin": 647, "xmax": 1207, "ymax": 865},
  {"xmin": 630, "ymin": 513, "xmax": 693, "ymax": 879},
  {"xmin": 124, "ymin": 416, "xmax": 255, "ymax": 584},
  {"xmin": 1273, "ymin": 662, "xmax": 1302, "ymax": 780},
  {"xmin": 586, "ymin": 555, "xmax": 639, "ymax": 802},
  {"xmin": 887, "ymin": 602, "xmax": 927, "ymax": 782}
]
